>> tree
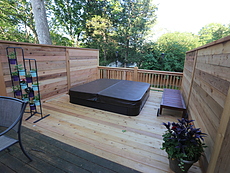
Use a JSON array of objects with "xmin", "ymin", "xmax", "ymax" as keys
[
  {"xmin": 31, "ymin": 0, "xmax": 52, "ymax": 45},
  {"xmin": 153, "ymin": 32, "xmax": 201, "ymax": 72},
  {"xmin": 86, "ymin": 15, "xmax": 116, "ymax": 63},
  {"xmin": 0, "ymin": 0, "xmax": 37, "ymax": 43},
  {"xmin": 138, "ymin": 43, "xmax": 162, "ymax": 70},
  {"xmin": 198, "ymin": 23, "xmax": 230, "ymax": 45},
  {"xmin": 52, "ymin": 0, "xmax": 85, "ymax": 46},
  {"xmin": 113, "ymin": 0, "xmax": 157, "ymax": 66},
  {"xmin": 50, "ymin": 31, "xmax": 74, "ymax": 46}
]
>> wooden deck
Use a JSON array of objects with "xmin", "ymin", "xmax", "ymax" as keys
[{"xmin": 2, "ymin": 90, "xmax": 202, "ymax": 173}]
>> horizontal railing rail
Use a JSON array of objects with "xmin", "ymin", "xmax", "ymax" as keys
[{"xmin": 98, "ymin": 66, "xmax": 183, "ymax": 90}]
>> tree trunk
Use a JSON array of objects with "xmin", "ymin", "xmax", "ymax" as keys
[{"xmin": 31, "ymin": 0, "xmax": 52, "ymax": 45}]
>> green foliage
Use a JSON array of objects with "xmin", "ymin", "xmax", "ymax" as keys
[
  {"xmin": 15, "ymin": 64, "xmax": 24, "ymax": 70},
  {"xmin": 33, "ymin": 94, "xmax": 40, "ymax": 101},
  {"xmin": 11, "ymin": 71, "xmax": 18, "ymax": 76},
  {"xmin": 52, "ymin": 0, "xmax": 85, "ymax": 46},
  {"xmin": 161, "ymin": 118, "xmax": 207, "ymax": 172},
  {"xmin": 138, "ymin": 47, "xmax": 163, "ymax": 70},
  {"xmin": 112, "ymin": 0, "xmax": 157, "ymax": 65},
  {"xmin": 1, "ymin": 1, "xmax": 230, "ymax": 72},
  {"xmin": 154, "ymin": 32, "xmax": 201, "ymax": 72},
  {"xmin": 25, "ymin": 72, "xmax": 32, "ymax": 77},
  {"xmin": 50, "ymin": 31, "xmax": 74, "ymax": 47},
  {"xmin": 198, "ymin": 23, "xmax": 230, "ymax": 45},
  {"xmin": 0, "ymin": 0, "xmax": 37, "ymax": 43},
  {"xmin": 13, "ymin": 85, "xmax": 20, "ymax": 91},
  {"xmin": 161, "ymin": 131, "xmax": 186, "ymax": 159},
  {"xmin": 85, "ymin": 15, "xmax": 116, "ymax": 62},
  {"xmin": 8, "ymin": 52, "xmax": 16, "ymax": 59}
]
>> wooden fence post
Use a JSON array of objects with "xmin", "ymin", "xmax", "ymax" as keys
[
  {"xmin": 207, "ymin": 87, "xmax": 230, "ymax": 173},
  {"xmin": 65, "ymin": 49, "xmax": 71, "ymax": 90},
  {"xmin": 0, "ymin": 62, "xmax": 7, "ymax": 96},
  {"xmin": 133, "ymin": 67, "xmax": 138, "ymax": 81},
  {"xmin": 186, "ymin": 50, "xmax": 198, "ymax": 107},
  {"xmin": 122, "ymin": 70, "xmax": 126, "ymax": 80}
]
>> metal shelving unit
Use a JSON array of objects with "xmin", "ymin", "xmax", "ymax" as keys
[{"xmin": 6, "ymin": 47, "xmax": 49, "ymax": 123}]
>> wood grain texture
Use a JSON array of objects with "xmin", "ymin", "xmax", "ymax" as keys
[
  {"xmin": 0, "ymin": 41, "xmax": 99, "ymax": 99},
  {"xmin": 183, "ymin": 36, "xmax": 230, "ymax": 173},
  {"xmin": 0, "ymin": 62, "xmax": 7, "ymax": 96},
  {"xmin": 22, "ymin": 91, "xmax": 202, "ymax": 173},
  {"xmin": 209, "ymin": 88, "xmax": 230, "ymax": 173}
]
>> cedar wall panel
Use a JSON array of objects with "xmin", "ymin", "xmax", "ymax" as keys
[
  {"xmin": 181, "ymin": 36, "xmax": 230, "ymax": 173},
  {"xmin": 68, "ymin": 49, "xmax": 99, "ymax": 87},
  {"xmin": 0, "ymin": 41, "xmax": 99, "ymax": 99}
]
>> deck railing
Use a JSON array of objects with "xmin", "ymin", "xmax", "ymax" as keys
[{"xmin": 98, "ymin": 66, "xmax": 183, "ymax": 90}]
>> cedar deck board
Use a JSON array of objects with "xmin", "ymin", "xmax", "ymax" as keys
[
  {"xmin": 0, "ymin": 126, "xmax": 140, "ymax": 173},
  {"xmin": 1, "ymin": 91, "xmax": 201, "ymax": 173}
]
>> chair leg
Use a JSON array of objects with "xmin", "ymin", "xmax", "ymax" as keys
[{"xmin": 18, "ymin": 140, "xmax": 32, "ymax": 161}]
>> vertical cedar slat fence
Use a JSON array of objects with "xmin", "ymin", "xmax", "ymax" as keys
[{"xmin": 98, "ymin": 66, "xmax": 183, "ymax": 90}]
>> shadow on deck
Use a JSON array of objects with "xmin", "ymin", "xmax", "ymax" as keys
[{"xmin": 0, "ymin": 126, "xmax": 139, "ymax": 173}]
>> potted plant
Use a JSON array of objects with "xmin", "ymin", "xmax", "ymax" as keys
[
  {"xmin": 32, "ymin": 82, "xmax": 39, "ymax": 91},
  {"xmin": 161, "ymin": 118, "xmax": 207, "ymax": 173},
  {"xmin": 11, "ymin": 71, "xmax": 19, "ymax": 81},
  {"xmin": 13, "ymin": 85, "xmax": 21, "ymax": 96},
  {"xmin": 30, "ymin": 69, "xmax": 37, "ymax": 77},
  {"xmin": 29, "ymin": 100, "xmax": 36, "ymax": 111},
  {"xmin": 33, "ymin": 94, "xmax": 40, "ymax": 106},
  {"xmin": 22, "ymin": 94, "xmax": 29, "ymax": 102},
  {"xmin": 25, "ymin": 87, "xmax": 34, "ymax": 97},
  {"xmin": 15, "ymin": 64, "xmax": 25, "ymax": 76},
  {"xmin": 8, "ymin": 52, "xmax": 17, "ymax": 64},
  {"xmin": 20, "ymin": 79, "xmax": 27, "ymax": 89},
  {"xmin": 25, "ymin": 72, "xmax": 32, "ymax": 83}
]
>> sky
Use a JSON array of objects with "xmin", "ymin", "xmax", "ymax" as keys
[{"xmin": 152, "ymin": 0, "xmax": 230, "ymax": 40}]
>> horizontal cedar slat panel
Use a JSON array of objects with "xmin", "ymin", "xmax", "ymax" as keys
[
  {"xmin": 196, "ymin": 63, "xmax": 230, "ymax": 82},
  {"xmin": 68, "ymin": 49, "xmax": 98, "ymax": 57},
  {"xmin": 195, "ymin": 69, "xmax": 230, "ymax": 96},
  {"xmin": 0, "ymin": 40, "xmax": 99, "ymax": 98},
  {"xmin": 70, "ymin": 59, "xmax": 98, "ymax": 68},
  {"xmin": 193, "ymin": 72, "xmax": 226, "ymax": 108},
  {"xmin": 196, "ymin": 54, "xmax": 230, "ymax": 68}
]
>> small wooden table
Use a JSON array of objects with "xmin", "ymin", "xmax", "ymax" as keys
[{"xmin": 157, "ymin": 89, "xmax": 187, "ymax": 118}]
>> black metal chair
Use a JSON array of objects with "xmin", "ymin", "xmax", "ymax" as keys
[{"xmin": 0, "ymin": 96, "xmax": 32, "ymax": 161}]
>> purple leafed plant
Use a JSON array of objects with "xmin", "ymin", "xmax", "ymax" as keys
[{"xmin": 161, "ymin": 118, "xmax": 207, "ymax": 162}]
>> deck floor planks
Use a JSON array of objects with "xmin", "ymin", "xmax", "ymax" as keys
[
  {"xmin": 22, "ymin": 90, "xmax": 202, "ymax": 173},
  {"xmin": 25, "ymin": 112, "xmax": 168, "ymax": 172},
  {"xmin": 0, "ymin": 125, "xmax": 139, "ymax": 173},
  {"xmin": 43, "ymin": 94, "xmax": 167, "ymax": 136}
]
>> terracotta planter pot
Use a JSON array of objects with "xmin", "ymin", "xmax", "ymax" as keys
[{"xmin": 169, "ymin": 158, "xmax": 196, "ymax": 173}]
